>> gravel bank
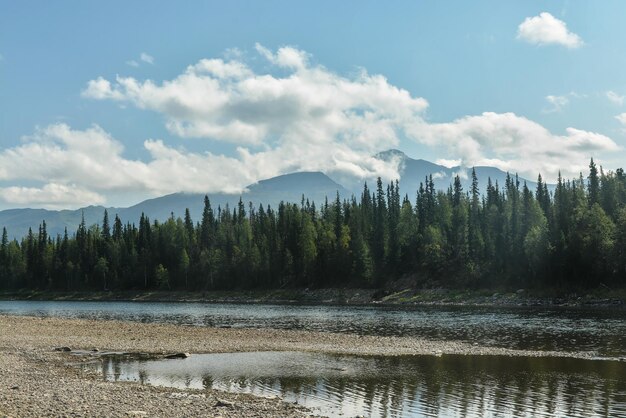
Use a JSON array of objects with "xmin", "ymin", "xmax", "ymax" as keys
[{"xmin": 0, "ymin": 315, "xmax": 596, "ymax": 417}]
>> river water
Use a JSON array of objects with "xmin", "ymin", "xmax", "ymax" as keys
[
  {"xmin": 2, "ymin": 300, "xmax": 626, "ymax": 417},
  {"xmin": 89, "ymin": 351, "xmax": 626, "ymax": 418},
  {"xmin": 1, "ymin": 300, "xmax": 625, "ymax": 356}
]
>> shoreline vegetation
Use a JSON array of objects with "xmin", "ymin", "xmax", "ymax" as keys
[
  {"xmin": 0, "ymin": 314, "xmax": 616, "ymax": 417},
  {"xmin": 1, "ymin": 161, "xmax": 626, "ymax": 416},
  {"xmin": 2, "ymin": 161, "xmax": 626, "ymax": 299},
  {"xmin": 1, "ymin": 286, "xmax": 624, "ymax": 308}
]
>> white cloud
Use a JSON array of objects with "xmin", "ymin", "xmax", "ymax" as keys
[
  {"xmin": 0, "ymin": 122, "xmax": 404, "ymax": 209},
  {"xmin": 82, "ymin": 45, "xmax": 617, "ymax": 184},
  {"xmin": 606, "ymin": 91, "xmax": 624, "ymax": 106},
  {"xmin": 517, "ymin": 12, "xmax": 583, "ymax": 49},
  {"xmin": 408, "ymin": 112, "xmax": 619, "ymax": 181},
  {"xmin": 140, "ymin": 52, "xmax": 154, "ymax": 64},
  {"xmin": 0, "ymin": 124, "xmax": 253, "ymax": 208},
  {"xmin": 126, "ymin": 60, "xmax": 139, "ymax": 68},
  {"xmin": 0, "ymin": 44, "xmax": 606, "ymax": 208},
  {"xmin": 82, "ymin": 77, "xmax": 126, "ymax": 100},
  {"xmin": 82, "ymin": 44, "xmax": 428, "ymax": 188},
  {"xmin": 83, "ymin": 45, "xmax": 428, "ymax": 149},
  {"xmin": 254, "ymin": 43, "xmax": 309, "ymax": 70},
  {"xmin": 453, "ymin": 169, "xmax": 469, "ymax": 180},
  {"xmin": 435, "ymin": 160, "xmax": 460, "ymax": 169},
  {"xmin": 544, "ymin": 94, "xmax": 569, "ymax": 113},
  {"xmin": 0, "ymin": 184, "xmax": 105, "ymax": 210},
  {"xmin": 616, "ymin": 113, "xmax": 626, "ymax": 125}
]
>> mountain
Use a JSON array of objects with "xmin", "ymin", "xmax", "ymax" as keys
[
  {"xmin": 375, "ymin": 149, "xmax": 545, "ymax": 197},
  {"xmin": 117, "ymin": 171, "xmax": 350, "ymax": 224},
  {"xmin": 0, "ymin": 172, "xmax": 350, "ymax": 240},
  {"xmin": 0, "ymin": 153, "xmax": 551, "ymax": 240}
]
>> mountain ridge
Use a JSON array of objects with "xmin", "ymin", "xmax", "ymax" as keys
[{"xmin": 0, "ymin": 154, "xmax": 548, "ymax": 239}]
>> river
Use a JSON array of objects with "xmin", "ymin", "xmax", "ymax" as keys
[
  {"xmin": 1, "ymin": 300, "xmax": 624, "ymax": 356},
  {"xmin": 2, "ymin": 300, "xmax": 625, "ymax": 417}
]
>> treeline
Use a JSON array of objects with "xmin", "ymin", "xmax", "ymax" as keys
[{"xmin": 1, "ymin": 159, "xmax": 626, "ymax": 292}]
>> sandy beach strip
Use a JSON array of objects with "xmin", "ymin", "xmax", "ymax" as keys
[{"xmin": 0, "ymin": 314, "xmax": 596, "ymax": 417}]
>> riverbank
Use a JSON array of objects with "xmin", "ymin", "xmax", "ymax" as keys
[
  {"xmin": 0, "ymin": 314, "xmax": 606, "ymax": 417},
  {"xmin": 1, "ymin": 286, "xmax": 625, "ymax": 308}
]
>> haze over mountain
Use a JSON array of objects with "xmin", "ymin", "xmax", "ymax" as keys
[
  {"xmin": 373, "ymin": 150, "xmax": 545, "ymax": 198},
  {"xmin": 0, "ymin": 172, "xmax": 349, "ymax": 240},
  {"xmin": 0, "ymin": 151, "xmax": 550, "ymax": 240}
]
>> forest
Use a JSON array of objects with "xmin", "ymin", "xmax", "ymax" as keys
[{"xmin": 1, "ymin": 159, "xmax": 625, "ymax": 292}]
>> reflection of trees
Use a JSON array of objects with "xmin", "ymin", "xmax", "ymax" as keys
[
  {"xmin": 91, "ymin": 353, "xmax": 626, "ymax": 418},
  {"xmin": 202, "ymin": 374, "xmax": 213, "ymax": 390},
  {"xmin": 113, "ymin": 360, "xmax": 122, "ymax": 382},
  {"xmin": 138, "ymin": 369, "xmax": 147, "ymax": 385}
]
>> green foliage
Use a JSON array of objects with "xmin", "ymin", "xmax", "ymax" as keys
[
  {"xmin": 1, "ymin": 159, "xmax": 626, "ymax": 292},
  {"xmin": 155, "ymin": 264, "xmax": 170, "ymax": 290}
]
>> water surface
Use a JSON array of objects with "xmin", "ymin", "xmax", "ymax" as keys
[
  {"xmin": 2, "ymin": 300, "xmax": 625, "ymax": 357},
  {"xmin": 88, "ymin": 351, "xmax": 626, "ymax": 418}
]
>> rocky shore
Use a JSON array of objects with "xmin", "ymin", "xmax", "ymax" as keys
[
  {"xmin": 0, "ymin": 315, "xmax": 603, "ymax": 417},
  {"xmin": 1, "ymin": 286, "xmax": 624, "ymax": 308}
]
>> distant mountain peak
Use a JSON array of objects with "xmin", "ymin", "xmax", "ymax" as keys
[
  {"xmin": 375, "ymin": 149, "xmax": 408, "ymax": 161},
  {"xmin": 255, "ymin": 171, "xmax": 329, "ymax": 182},
  {"xmin": 251, "ymin": 171, "xmax": 343, "ymax": 190}
]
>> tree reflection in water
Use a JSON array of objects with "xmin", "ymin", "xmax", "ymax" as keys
[{"xmin": 92, "ymin": 352, "xmax": 626, "ymax": 417}]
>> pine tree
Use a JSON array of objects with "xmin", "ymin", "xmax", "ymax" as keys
[
  {"xmin": 200, "ymin": 196, "xmax": 215, "ymax": 250},
  {"xmin": 372, "ymin": 177, "xmax": 387, "ymax": 281},
  {"xmin": 101, "ymin": 210, "xmax": 111, "ymax": 241},
  {"xmin": 468, "ymin": 168, "xmax": 484, "ymax": 262}
]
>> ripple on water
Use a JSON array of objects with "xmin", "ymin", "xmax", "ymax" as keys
[
  {"xmin": 80, "ymin": 351, "xmax": 626, "ymax": 418},
  {"xmin": 1, "ymin": 300, "xmax": 626, "ymax": 357}
]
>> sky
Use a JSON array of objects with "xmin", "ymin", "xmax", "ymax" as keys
[{"xmin": 1, "ymin": 1, "xmax": 626, "ymax": 209}]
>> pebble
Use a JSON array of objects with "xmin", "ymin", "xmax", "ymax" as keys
[
  {"xmin": 0, "ymin": 314, "xmax": 604, "ymax": 418},
  {"xmin": 215, "ymin": 399, "xmax": 235, "ymax": 408}
]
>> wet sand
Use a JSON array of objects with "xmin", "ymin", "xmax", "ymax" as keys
[{"xmin": 0, "ymin": 315, "xmax": 597, "ymax": 417}]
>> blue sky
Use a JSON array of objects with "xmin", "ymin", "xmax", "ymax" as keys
[{"xmin": 1, "ymin": 1, "xmax": 626, "ymax": 208}]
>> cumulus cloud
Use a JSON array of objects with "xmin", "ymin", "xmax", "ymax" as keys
[
  {"xmin": 0, "ymin": 184, "xmax": 105, "ymax": 210},
  {"xmin": 607, "ymin": 91, "xmax": 624, "ymax": 106},
  {"xmin": 408, "ymin": 112, "xmax": 619, "ymax": 180},
  {"xmin": 82, "ymin": 44, "xmax": 428, "ymax": 182},
  {"xmin": 126, "ymin": 60, "xmax": 139, "ymax": 68},
  {"xmin": 83, "ymin": 46, "xmax": 428, "ymax": 152},
  {"xmin": 517, "ymin": 12, "xmax": 583, "ymax": 49},
  {"xmin": 435, "ymin": 159, "xmax": 461, "ymax": 169},
  {"xmin": 140, "ymin": 52, "xmax": 154, "ymax": 64},
  {"xmin": 0, "ymin": 122, "xmax": 403, "ymax": 209},
  {"xmin": 0, "ymin": 44, "xmax": 597, "ymax": 208},
  {"xmin": 254, "ymin": 43, "xmax": 309, "ymax": 70},
  {"xmin": 0, "ymin": 124, "xmax": 253, "ymax": 197},
  {"xmin": 82, "ymin": 77, "xmax": 126, "ymax": 100},
  {"xmin": 80, "ymin": 45, "xmax": 617, "ymax": 184}
]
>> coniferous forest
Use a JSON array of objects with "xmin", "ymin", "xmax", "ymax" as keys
[{"xmin": 1, "ymin": 159, "xmax": 625, "ymax": 292}]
